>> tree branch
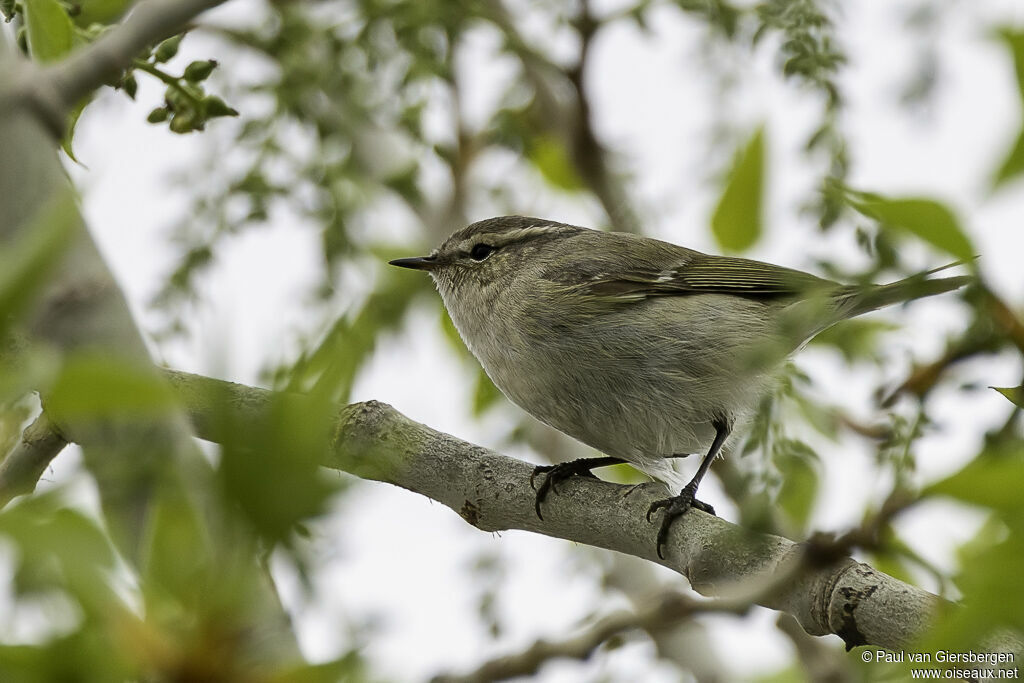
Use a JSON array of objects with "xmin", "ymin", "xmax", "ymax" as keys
[
  {"xmin": 0, "ymin": 15, "xmax": 303, "ymax": 664},
  {"xmin": 0, "ymin": 367, "xmax": 946, "ymax": 652},
  {"xmin": 482, "ymin": 0, "xmax": 641, "ymax": 233},
  {"xmin": 4, "ymin": 0, "xmax": 229, "ymax": 136},
  {"xmin": 158, "ymin": 368, "xmax": 942, "ymax": 652},
  {"xmin": 432, "ymin": 590, "xmax": 744, "ymax": 683},
  {"xmin": 0, "ymin": 411, "xmax": 68, "ymax": 508}
]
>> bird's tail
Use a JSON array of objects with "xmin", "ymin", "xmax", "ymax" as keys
[{"xmin": 840, "ymin": 262, "xmax": 973, "ymax": 319}]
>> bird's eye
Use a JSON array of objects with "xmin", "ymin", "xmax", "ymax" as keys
[{"xmin": 470, "ymin": 243, "xmax": 495, "ymax": 261}]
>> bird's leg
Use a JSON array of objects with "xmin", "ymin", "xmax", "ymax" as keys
[
  {"xmin": 531, "ymin": 456, "xmax": 624, "ymax": 520},
  {"xmin": 647, "ymin": 419, "xmax": 730, "ymax": 559}
]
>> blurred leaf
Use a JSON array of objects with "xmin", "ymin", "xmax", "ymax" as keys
[
  {"xmin": 142, "ymin": 488, "xmax": 210, "ymax": 601},
  {"xmin": 992, "ymin": 129, "xmax": 1024, "ymax": 190},
  {"xmin": 527, "ymin": 135, "xmax": 584, "ymax": 191},
  {"xmin": 775, "ymin": 439, "xmax": 819, "ymax": 528},
  {"xmin": 869, "ymin": 550, "xmax": 917, "ymax": 586},
  {"xmin": 790, "ymin": 392, "xmax": 839, "ymax": 440},
  {"xmin": 46, "ymin": 354, "xmax": 177, "ymax": 421},
  {"xmin": 809, "ymin": 318, "xmax": 898, "ymax": 364},
  {"xmin": 992, "ymin": 385, "xmax": 1024, "ymax": 409},
  {"xmin": 0, "ymin": 189, "xmax": 78, "ymax": 329},
  {"xmin": 71, "ymin": 0, "xmax": 134, "ymax": 26},
  {"xmin": 843, "ymin": 190, "xmax": 974, "ymax": 261},
  {"xmin": 711, "ymin": 126, "xmax": 765, "ymax": 252},
  {"xmin": 440, "ymin": 307, "xmax": 467, "ymax": 354},
  {"xmin": 753, "ymin": 663, "xmax": 806, "ymax": 683},
  {"xmin": 925, "ymin": 448, "xmax": 1024, "ymax": 514},
  {"xmin": 924, "ymin": 514, "xmax": 1024, "ymax": 651},
  {"xmin": 23, "ymin": 0, "xmax": 74, "ymax": 62},
  {"xmin": 602, "ymin": 462, "xmax": 648, "ymax": 485},
  {"xmin": 288, "ymin": 269, "xmax": 423, "ymax": 402},
  {"xmin": 61, "ymin": 96, "xmax": 90, "ymax": 164},
  {"xmin": 268, "ymin": 652, "xmax": 367, "ymax": 683},
  {"xmin": 218, "ymin": 391, "xmax": 339, "ymax": 545},
  {"xmin": 471, "ymin": 368, "xmax": 502, "ymax": 416},
  {"xmin": 992, "ymin": 28, "xmax": 1024, "ymax": 189},
  {"xmin": 0, "ymin": 400, "xmax": 33, "ymax": 458},
  {"xmin": 0, "ymin": 630, "xmax": 135, "ymax": 683},
  {"xmin": 0, "ymin": 493, "xmax": 119, "ymax": 608}
]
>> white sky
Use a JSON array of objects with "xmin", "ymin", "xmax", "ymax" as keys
[{"xmin": 37, "ymin": 0, "xmax": 1024, "ymax": 679}]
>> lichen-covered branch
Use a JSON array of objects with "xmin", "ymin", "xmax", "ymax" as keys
[{"xmin": 161, "ymin": 369, "xmax": 942, "ymax": 652}]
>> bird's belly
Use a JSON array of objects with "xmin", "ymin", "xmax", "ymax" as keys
[
  {"xmin": 462, "ymin": 293, "xmax": 779, "ymax": 474},
  {"xmin": 481, "ymin": 345, "xmax": 722, "ymax": 462}
]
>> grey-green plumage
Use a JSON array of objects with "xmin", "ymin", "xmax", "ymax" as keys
[{"xmin": 389, "ymin": 216, "xmax": 970, "ymax": 554}]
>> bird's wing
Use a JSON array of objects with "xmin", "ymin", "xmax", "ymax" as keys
[{"xmin": 577, "ymin": 253, "xmax": 837, "ymax": 302}]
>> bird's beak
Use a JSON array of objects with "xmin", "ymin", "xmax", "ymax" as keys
[{"xmin": 388, "ymin": 255, "xmax": 441, "ymax": 271}]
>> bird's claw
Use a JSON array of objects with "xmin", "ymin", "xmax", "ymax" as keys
[
  {"xmin": 646, "ymin": 484, "xmax": 716, "ymax": 559},
  {"xmin": 530, "ymin": 461, "xmax": 600, "ymax": 520}
]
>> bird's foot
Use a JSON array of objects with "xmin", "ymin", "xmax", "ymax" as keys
[
  {"xmin": 646, "ymin": 483, "xmax": 716, "ymax": 559},
  {"xmin": 530, "ymin": 459, "xmax": 606, "ymax": 520}
]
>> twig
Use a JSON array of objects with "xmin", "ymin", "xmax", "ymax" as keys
[
  {"xmin": 431, "ymin": 591, "xmax": 743, "ymax": 683},
  {"xmin": 434, "ymin": 536, "xmax": 823, "ymax": 682},
  {"xmin": 805, "ymin": 487, "xmax": 916, "ymax": 563},
  {"xmin": 132, "ymin": 58, "xmax": 204, "ymax": 109},
  {"xmin": 5, "ymin": 0, "xmax": 229, "ymax": 136},
  {"xmin": 882, "ymin": 284, "xmax": 1024, "ymax": 407},
  {"xmin": 482, "ymin": 0, "xmax": 641, "ymax": 233},
  {"xmin": 0, "ymin": 412, "xmax": 68, "ymax": 508}
]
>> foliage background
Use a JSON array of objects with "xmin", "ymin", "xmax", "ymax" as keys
[{"xmin": 1, "ymin": 0, "xmax": 1023, "ymax": 680}]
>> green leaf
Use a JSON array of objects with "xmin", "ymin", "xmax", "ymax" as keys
[
  {"xmin": 776, "ymin": 443, "xmax": 819, "ymax": 528},
  {"xmin": 23, "ymin": 0, "xmax": 74, "ymax": 62},
  {"xmin": 217, "ymin": 391, "xmax": 339, "ymax": 545},
  {"xmin": 992, "ymin": 386, "xmax": 1024, "ymax": 409},
  {"xmin": 844, "ymin": 190, "xmax": 975, "ymax": 261},
  {"xmin": 471, "ymin": 368, "xmax": 502, "ymax": 416},
  {"xmin": 0, "ymin": 189, "xmax": 78, "ymax": 328},
  {"xmin": 46, "ymin": 354, "xmax": 178, "ymax": 421},
  {"xmin": 992, "ymin": 128, "xmax": 1024, "ymax": 190},
  {"xmin": 527, "ymin": 135, "xmax": 584, "ymax": 191},
  {"xmin": 992, "ymin": 29, "xmax": 1024, "ymax": 189},
  {"xmin": 995, "ymin": 28, "xmax": 1024, "ymax": 99},
  {"xmin": 61, "ymin": 96, "xmax": 90, "ymax": 163},
  {"xmin": 922, "ymin": 516, "xmax": 1024, "ymax": 651},
  {"xmin": 925, "ymin": 450, "xmax": 1024, "ymax": 512},
  {"xmin": 809, "ymin": 318, "xmax": 899, "ymax": 364},
  {"xmin": 71, "ymin": 0, "xmax": 134, "ymax": 26},
  {"xmin": 0, "ymin": 493, "xmax": 118, "ymax": 607},
  {"xmin": 711, "ymin": 126, "xmax": 765, "ymax": 253}
]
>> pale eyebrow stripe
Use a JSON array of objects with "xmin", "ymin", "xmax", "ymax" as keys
[{"xmin": 457, "ymin": 225, "xmax": 572, "ymax": 251}]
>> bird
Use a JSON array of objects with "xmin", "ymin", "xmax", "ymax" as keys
[{"xmin": 389, "ymin": 216, "xmax": 970, "ymax": 557}]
